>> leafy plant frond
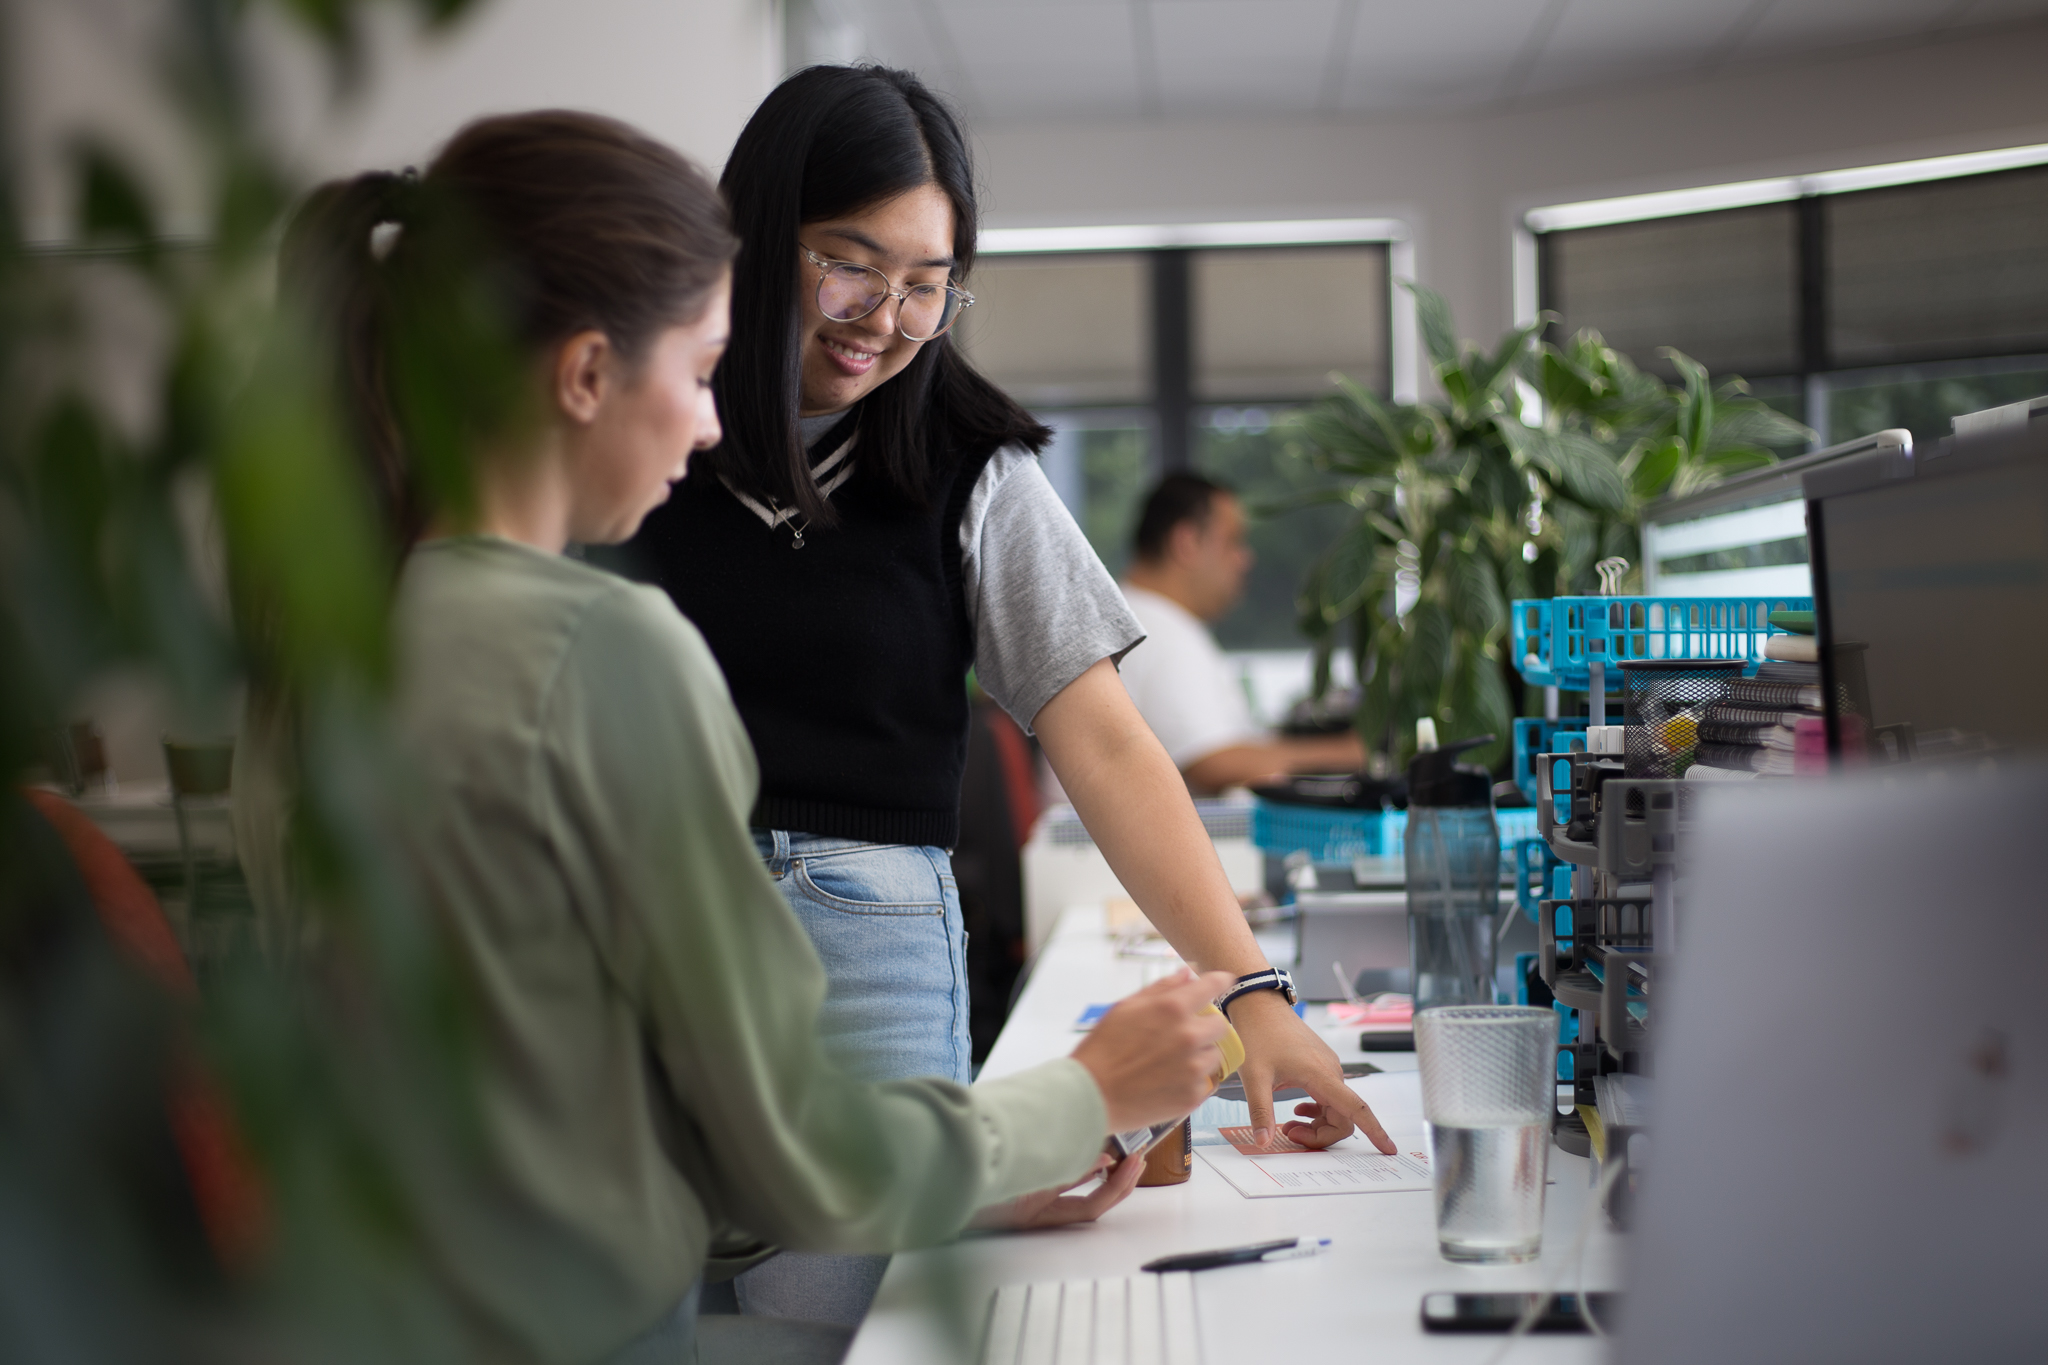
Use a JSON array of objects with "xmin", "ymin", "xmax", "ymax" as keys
[
  {"xmin": 1403, "ymin": 278, "xmax": 1460, "ymax": 376},
  {"xmin": 1297, "ymin": 296, "xmax": 1808, "ymax": 770}
]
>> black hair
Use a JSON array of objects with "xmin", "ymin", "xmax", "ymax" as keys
[
  {"xmin": 707, "ymin": 65, "xmax": 1051, "ymax": 525},
  {"xmin": 1133, "ymin": 472, "xmax": 1233, "ymax": 561},
  {"xmin": 278, "ymin": 110, "xmax": 738, "ymax": 550}
]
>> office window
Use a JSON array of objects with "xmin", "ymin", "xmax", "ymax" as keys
[
  {"xmin": 1825, "ymin": 361, "xmax": 2048, "ymax": 450},
  {"xmin": 1536, "ymin": 160, "xmax": 2048, "ymax": 453},
  {"xmin": 965, "ymin": 236, "xmax": 1395, "ymax": 612},
  {"xmin": 1827, "ymin": 165, "xmax": 2048, "ymax": 369},
  {"xmin": 1035, "ymin": 412, "xmax": 1153, "ymax": 578},
  {"xmin": 1543, "ymin": 204, "xmax": 1800, "ymax": 379},
  {"xmin": 1193, "ymin": 407, "xmax": 1353, "ymax": 650},
  {"xmin": 955, "ymin": 253, "xmax": 1147, "ymax": 407},
  {"xmin": 1194, "ymin": 245, "xmax": 1389, "ymax": 401}
]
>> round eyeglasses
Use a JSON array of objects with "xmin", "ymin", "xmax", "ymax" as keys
[{"xmin": 803, "ymin": 246, "xmax": 974, "ymax": 342}]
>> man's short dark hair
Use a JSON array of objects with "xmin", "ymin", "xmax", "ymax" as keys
[{"xmin": 1133, "ymin": 473, "xmax": 1233, "ymax": 562}]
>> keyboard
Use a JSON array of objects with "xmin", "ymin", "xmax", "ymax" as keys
[{"xmin": 980, "ymin": 1273, "xmax": 1202, "ymax": 1365}]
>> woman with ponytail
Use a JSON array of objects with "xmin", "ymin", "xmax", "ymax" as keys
[
  {"xmin": 619, "ymin": 66, "xmax": 1396, "ymax": 1329},
  {"xmin": 252, "ymin": 110, "xmax": 1221, "ymax": 1365}
]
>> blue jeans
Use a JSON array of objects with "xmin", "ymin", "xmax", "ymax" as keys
[
  {"xmin": 733, "ymin": 831, "xmax": 971, "ymax": 1328},
  {"xmin": 604, "ymin": 1280, "xmax": 853, "ymax": 1365},
  {"xmin": 751, "ymin": 831, "xmax": 971, "ymax": 1085}
]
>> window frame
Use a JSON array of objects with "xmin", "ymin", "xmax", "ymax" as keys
[
  {"xmin": 1515, "ymin": 143, "xmax": 2048, "ymax": 449},
  {"xmin": 977, "ymin": 218, "xmax": 1415, "ymax": 469}
]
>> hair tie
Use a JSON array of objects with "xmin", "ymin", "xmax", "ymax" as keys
[{"xmin": 368, "ymin": 166, "xmax": 422, "ymax": 261}]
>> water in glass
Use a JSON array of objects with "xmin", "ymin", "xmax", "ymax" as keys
[{"xmin": 1428, "ymin": 1120, "xmax": 1549, "ymax": 1264}]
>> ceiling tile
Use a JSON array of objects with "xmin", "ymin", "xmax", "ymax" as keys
[
  {"xmin": 1731, "ymin": 0, "xmax": 1972, "ymax": 57},
  {"xmin": 849, "ymin": 0, "xmax": 2048, "ymax": 125},
  {"xmin": 858, "ymin": 0, "xmax": 1145, "ymax": 118},
  {"xmin": 942, "ymin": 2, "xmax": 1144, "ymax": 117},
  {"xmin": 1336, "ymin": 0, "xmax": 1543, "ymax": 112},
  {"xmin": 1149, "ymin": 0, "xmax": 1344, "ymax": 115},
  {"xmin": 1944, "ymin": 0, "xmax": 2048, "ymax": 22},
  {"xmin": 1518, "ymin": 0, "xmax": 1757, "ymax": 96}
]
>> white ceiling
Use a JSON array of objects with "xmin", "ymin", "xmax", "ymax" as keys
[{"xmin": 796, "ymin": 0, "xmax": 2048, "ymax": 122}]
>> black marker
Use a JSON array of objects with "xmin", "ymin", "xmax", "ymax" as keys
[{"xmin": 1142, "ymin": 1236, "xmax": 1332, "ymax": 1273}]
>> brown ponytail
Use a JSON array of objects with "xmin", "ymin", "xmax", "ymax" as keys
[{"xmin": 279, "ymin": 111, "xmax": 737, "ymax": 551}]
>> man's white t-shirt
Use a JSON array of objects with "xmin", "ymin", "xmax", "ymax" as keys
[{"xmin": 1116, "ymin": 583, "xmax": 1265, "ymax": 768}]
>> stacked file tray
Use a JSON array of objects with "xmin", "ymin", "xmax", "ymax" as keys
[
  {"xmin": 1530, "ymin": 738, "xmax": 1690, "ymax": 1230},
  {"xmin": 1512, "ymin": 595, "xmax": 1812, "ymax": 690},
  {"xmin": 1512, "ymin": 717, "xmax": 1587, "ymax": 804}
]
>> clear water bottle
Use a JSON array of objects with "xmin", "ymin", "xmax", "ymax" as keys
[{"xmin": 1405, "ymin": 728, "xmax": 1500, "ymax": 1013}]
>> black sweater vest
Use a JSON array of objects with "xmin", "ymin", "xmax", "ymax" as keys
[{"xmin": 626, "ymin": 427, "xmax": 997, "ymax": 847}]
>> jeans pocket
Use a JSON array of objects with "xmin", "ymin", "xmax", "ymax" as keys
[{"xmin": 794, "ymin": 847, "xmax": 947, "ymax": 916}]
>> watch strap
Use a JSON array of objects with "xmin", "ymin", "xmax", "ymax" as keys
[{"xmin": 1219, "ymin": 967, "xmax": 1297, "ymax": 1016}]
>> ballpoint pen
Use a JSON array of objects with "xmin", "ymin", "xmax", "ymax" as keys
[{"xmin": 1142, "ymin": 1237, "xmax": 1333, "ymax": 1273}]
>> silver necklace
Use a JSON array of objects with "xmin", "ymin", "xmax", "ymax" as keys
[{"xmin": 767, "ymin": 496, "xmax": 808, "ymax": 549}]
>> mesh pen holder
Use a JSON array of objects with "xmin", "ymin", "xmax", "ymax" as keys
[{"xmin": 1620, "ymin": 659, "xmax": 1745, "ymax": 780}]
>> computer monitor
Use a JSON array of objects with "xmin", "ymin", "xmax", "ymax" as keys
[
  {"xmin": 1640, "ymin": 430, "xmax": 1909, "ymax": 596},
  {"xmin": 1804, "ymin": 413, "xmax": 2048, "ymax": 765}
]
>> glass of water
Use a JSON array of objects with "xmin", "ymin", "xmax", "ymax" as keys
[{"xmin": 1415, "ymin": 1006, "xmax": 1558, "ymax": 1264}]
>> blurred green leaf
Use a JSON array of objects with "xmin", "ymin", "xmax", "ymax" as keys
[
  {"xmin": 1405, "ymin": 279, "xmax": 1460, "ymax": 376},
  {"xmin": 1318, "ymin": 519, "xmax": 1381, "ymax": 621},
  {"xmin": 77, "ymin": 145, "xmax": 157, "ymax": 244},
  {"xmin": 214, "ymin": 311, "xmax": 392, "ymax": 691},
  {"xmin": 1630, "ymin": 437, "xmax": 1684, "ymax": 499},
  {"xmin": 216, "ymin": 150, "xmax": 295, "ymax": 263}
]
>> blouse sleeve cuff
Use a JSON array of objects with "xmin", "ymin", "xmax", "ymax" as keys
[{"xmin": 969, "ymin": 1058, "xmax": 1108, "ymax": 1203}]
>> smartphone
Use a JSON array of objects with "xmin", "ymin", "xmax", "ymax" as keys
[
  {"xmin": 1419, "ymin": 1292, "xmax": 1619, "ymax": 1334},
  {"xmin": 1105, "ymin": 1119, "xmax": 1181, "ymax": 1161},
  {"xmin": 1213, "ymin": 1059, "xmax": 1382, "ymax": 1103}
]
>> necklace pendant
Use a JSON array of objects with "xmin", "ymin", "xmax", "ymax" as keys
[{"xmin": 790, "ymin": 531, "xmax": 805, "ymax": 549}]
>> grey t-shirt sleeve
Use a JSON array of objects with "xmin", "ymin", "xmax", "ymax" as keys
[{"xmin": 962, "ymin": 447, "xmax": 1146, "ymax": 733}]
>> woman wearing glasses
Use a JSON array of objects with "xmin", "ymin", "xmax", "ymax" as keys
[{"xmin": 619, "ymin": 65, "xmax": 1393, "ymax": 1325}]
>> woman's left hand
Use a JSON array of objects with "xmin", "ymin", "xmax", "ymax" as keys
[
  {"xmin": 1227, "ymin": 989, "xmax": 1396, "ymax": 1153},
  {"xmin": 968, "ymin": 1153, "xmax": 1145, "ymax": 1230}
]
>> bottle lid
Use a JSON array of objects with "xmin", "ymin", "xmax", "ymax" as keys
[{"xmin": 1406, "ymin": 733, "xmax": 1496, "ymax": 808}]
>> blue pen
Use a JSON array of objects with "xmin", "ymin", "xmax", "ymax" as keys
[{"xmin": 1142, "ymin": 1237, "xmax": 1332, "ymax": 1273}]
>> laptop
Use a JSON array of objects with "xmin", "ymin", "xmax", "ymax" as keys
[{"xmin": 1617, "ymin": 766, "xmax": 2048, "ymax": 1360}]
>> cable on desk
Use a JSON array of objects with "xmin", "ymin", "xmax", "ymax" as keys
[{"xmin": 1480, "ymin": 1152, "xmax": 1625, "ymax": 1365}]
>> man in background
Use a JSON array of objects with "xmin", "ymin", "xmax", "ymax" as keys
[{"xmin": 1119, "ymin": 474, "xmax": 1365, "ymax": 794}]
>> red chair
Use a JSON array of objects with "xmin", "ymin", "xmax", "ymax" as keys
[{"xmin": 23, "ymin": 788, "xmax": 269, "ymax": 1271}]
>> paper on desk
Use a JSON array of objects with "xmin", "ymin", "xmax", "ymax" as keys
[
  {"xmin": 1199, "ymin": 1139, "xmax": 1434, "ymax": 1198},
  {"xmin": 1218, "ymin": 1125, "xmax": 1312, "ymax": 1154}
]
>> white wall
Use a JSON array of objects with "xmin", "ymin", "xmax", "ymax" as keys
[
  {"xmin": 969, "ymin": 21, "xmax": 2048, "ymax": 356},
  {"xmin": 6, "ymin": 0, "xmax": 780, "ymax": 785},
  {"xmin": 284, "ymin": 0, "xmax": 781, "ymax": 183},
  {"xmin": 8, "ymin": 0, "xmax": 782, "ymax": 239}
]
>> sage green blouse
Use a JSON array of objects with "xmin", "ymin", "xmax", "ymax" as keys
[{"xmin": 368, "ymin": 537, "xmax": 1104, "ymax": 1362}]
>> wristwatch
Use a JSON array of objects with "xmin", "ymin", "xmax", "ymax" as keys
[{"xmin": 1218, "ymin": 967, "xmax": 1297, "ymax": 1017}]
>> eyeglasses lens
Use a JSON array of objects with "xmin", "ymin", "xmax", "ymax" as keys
[
  {"xmin": 900, "ymin": 289, "xmax": 961, "ymax": 342},
  {"xmin": 818, "ymin": 265, "xmax": 885, "ymax": 323},
  {"xmin": 816, "ymin": 263, "xmax": 962, "ymax": 341}
]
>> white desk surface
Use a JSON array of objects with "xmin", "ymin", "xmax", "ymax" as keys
[{"xmin": 846, "ymin": 906, "xmax": 1621, "ymax": 1364}]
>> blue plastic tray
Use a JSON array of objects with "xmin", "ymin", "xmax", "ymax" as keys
[
  {"xmin": 1251, "ymin": 800, "xmax": 1541, "ymax": 864},
  {"xmin": 1511, "ymin": 595, "xmax": 1813, "ymax": 690}
]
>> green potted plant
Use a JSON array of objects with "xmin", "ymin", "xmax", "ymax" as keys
[{"xmin": 1287, "ymin": 285, "xmax": 1810, "ymax": 771}]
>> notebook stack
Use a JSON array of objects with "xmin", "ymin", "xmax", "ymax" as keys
[{"xmin": 1692, "ymin": 615, "xmax": 1825, "ymax": 778}]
